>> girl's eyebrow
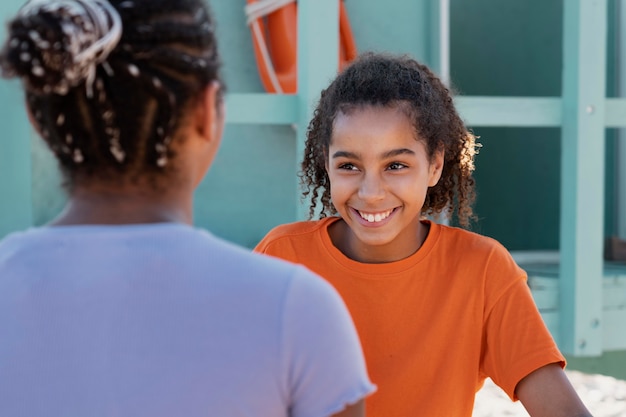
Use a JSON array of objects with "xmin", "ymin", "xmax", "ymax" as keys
[
  {"xmin": 333, "ymin": 148, "xmax": 415, "ymax": 159},
  {"xmin": 332, "ymin": 148, "xmax": 415, "ymax": 159},
  {"xmin": 383, "ymin": 148, "xmax": 415, "ymax": 158},
  {"xmin": 332, "ymin": 150, "xmax": 359, "ymax": 159}
]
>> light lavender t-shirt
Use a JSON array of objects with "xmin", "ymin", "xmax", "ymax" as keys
[{"xmin": 0, "ymin": 224, "xmax": 374, "ymax": 417}]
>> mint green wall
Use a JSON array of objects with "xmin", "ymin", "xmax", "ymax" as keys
[
  {"xmin": 192, "ymin": 3, "xmax": 296, "ymax": 248},
  {"xmin": 0, "ymin": 0, "xmax": 33, "ymax": 236},
  {"xmin": 343, "ymin": 1, "xmax": 432, "ymax": 59},
  {"xmin": 450, "ymin": 0, "xmax": 618, "ymax": 250},
  {"xmin": 450, "ymin": 1, "xmax": 563, "ymax": 250}
]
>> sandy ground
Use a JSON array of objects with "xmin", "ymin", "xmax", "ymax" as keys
[{"xmin": 473, "ymin": 370, "xmax": 626, "ymax": 416}]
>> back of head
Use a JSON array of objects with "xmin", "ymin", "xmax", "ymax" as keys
[
  {"xmin": 302, "ymin": 52, "xmax": 479, "ymax": 227},
  {"xmin": 0, "ymin": 0, "xmax": 222, "ymax": 187}
]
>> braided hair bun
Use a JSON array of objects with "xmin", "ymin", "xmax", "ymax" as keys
[
  {"xmin": 0, "ymin": 0, "xmax": 121, "ymax": 95},
  {"xmin": 0, "ymin": 0, "xmax": 221, "ymax": 178}
]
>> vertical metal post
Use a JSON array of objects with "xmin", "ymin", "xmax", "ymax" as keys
[
  {"xmin": 427, "ymin": 1, "xmax": 441, "ymax": 77},
  {"xmin": 617, "ymin": 1, "xmax": 626, "ymax": 239},
  {"xmin": 296, "ymin": 0, "xmax": 339, "ymax": 220},
  {"xmin": 426, "ymin": 0, "xmax": 450, "ymax": 226},
  {"xmin": 559, "ymin": 0, "xmax": 607, "ymax": 356},
  {"xmin": 438, "ymin": 0, "xmax": 450, "ymax": 87},
  {"xmin": 426, "ymin": 0, "xmax": 448, "ymax": 84}
]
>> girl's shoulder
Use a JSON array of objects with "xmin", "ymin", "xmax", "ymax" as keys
[
  {"xmin": 434, "ymin": 222, "xmax": 514, "ymax": 262},
  {"xmin": 432, "ymin": 223, "xmax": 524, "ymax": 280},
  {"xmin": 437, "ymin": 222, "xmax": 504, "ymax": 247},
  {"xmin": 260, "ymin": 217, "xmax": 338, "ymax": 242},
  {"xmin": 255, "ymin": 217, "xmax": 340, "ymax": 256}
]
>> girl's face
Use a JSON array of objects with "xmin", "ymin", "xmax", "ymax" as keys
[{"xmin": 326, "ymin": 105, "xmax": 443, "ymax": 263}]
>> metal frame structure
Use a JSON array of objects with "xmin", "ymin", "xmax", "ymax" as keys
[{"xmin": 558, "ymin": 0, "xmax": 606, "ymax": 356}]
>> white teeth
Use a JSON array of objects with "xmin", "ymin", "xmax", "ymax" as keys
[{"xmin": 359, "ymin": 209, "xmax": 392, "ymax": 223}]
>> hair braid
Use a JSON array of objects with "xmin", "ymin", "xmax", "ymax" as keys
[{"xmin": 0, "ymin": 0, "xmax": 222, "ymax": 187}]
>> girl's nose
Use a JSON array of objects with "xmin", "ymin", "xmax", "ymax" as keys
[{"xmin": 358, "ymin": 173, "xmax": 385, "ymax": 202}]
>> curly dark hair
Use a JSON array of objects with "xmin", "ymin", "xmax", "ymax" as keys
[
  {"xmin": 301, "ymin": 52, "xmax": 479, "ymax": 228},
  {"xmin": 0, "ymin": 0, "xmax": 222, "ymax": 188}
]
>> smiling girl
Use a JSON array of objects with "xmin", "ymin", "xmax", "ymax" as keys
[{"xmin": 255, "ymin": 52, "xmax": 593, "ymax": 417}]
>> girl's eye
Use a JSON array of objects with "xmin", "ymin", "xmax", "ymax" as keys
[
  {"xmin": 338, "ymin": 163, "xmax": 357, "ymax": 171},
  {"xmin": 388, "ymin": 162, "xmax": 407, "ymax": 170}
]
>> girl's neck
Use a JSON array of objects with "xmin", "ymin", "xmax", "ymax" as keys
[
  {"xmin": 328, "ymin": 218, "xmax": 431, "ymax": 264},
  {"xmin": 50, "ymin": 183, "xmax": 195, "ymax": 226}
]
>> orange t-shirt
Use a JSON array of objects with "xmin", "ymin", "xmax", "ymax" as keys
[{"xmin": 255, "ymin": 217, "xmax": 565, "ymax": 417}]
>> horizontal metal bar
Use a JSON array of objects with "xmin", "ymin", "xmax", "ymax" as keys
[
  {"xmin": 454, "ymin": 96, "xmax": 562, "ymax": 127},
  {"xmin": 225, "ymin": 94, "xmax": 626, "ymax": 128}
]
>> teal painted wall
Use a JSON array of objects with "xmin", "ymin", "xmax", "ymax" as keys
[
  {"xmin": 450, "ymin": 0, "xmax": 618, "ymax": 250},
  {"xmin": 0, "ymin": 0, "xmax": 33, "ymax": 237},
  {"xmin": 450, "ymin": 1, "xmax": 563, "ymax": 250}
]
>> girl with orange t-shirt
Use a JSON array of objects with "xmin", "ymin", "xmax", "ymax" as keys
[{"xmin": 255, "ymin": 52, "xmax": 593, "ymax": 417}]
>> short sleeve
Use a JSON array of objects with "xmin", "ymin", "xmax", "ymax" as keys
[
  {"xmin": 480, "ymin": 249, "xmax": 565, "ymax": 400},
  {"xmin": 281, "ymin": 266, "xmax": 376, "ymax": 417}
]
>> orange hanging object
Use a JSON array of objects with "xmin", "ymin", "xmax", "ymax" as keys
[{"xmin": 246, "ymin": 0, "xmax": 357, "ymax": 94}]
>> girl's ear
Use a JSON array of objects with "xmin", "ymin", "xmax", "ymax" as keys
[
  {"xmin": 428, "ymin": 148, "xmax": 445, "ymax": 187},
  {"xmin": 195, "ymin": 80, "xmax": 225, "ymax": 143}
]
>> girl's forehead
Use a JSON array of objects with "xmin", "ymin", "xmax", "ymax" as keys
[
  {"xmin": 328, "ymin": 106, "xmax": 427, "ymax": 156},
  {"xmin": 331, "ymin": 105, "xmax": 418, "ymax": 140},
  {"xmin": 334, "ymin": 100, "xmax": 416, "ymax": 119}
]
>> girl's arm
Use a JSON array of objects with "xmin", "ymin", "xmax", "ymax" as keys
[
  {"xmin": 329, "ymin": 399, "xmax": 365, "ymax": 417},
  {"xmin": 515, "ymin": 363, "xmax": 593, "ymax": 417}
]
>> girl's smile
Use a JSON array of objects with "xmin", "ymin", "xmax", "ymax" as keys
[
  {"xmin": 326, "ymin": 104, "xmax": 444, "ymax": 263},
  {"xmin": 353, "ymin": 207, "xmax": 396, "ymax": 225}
]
